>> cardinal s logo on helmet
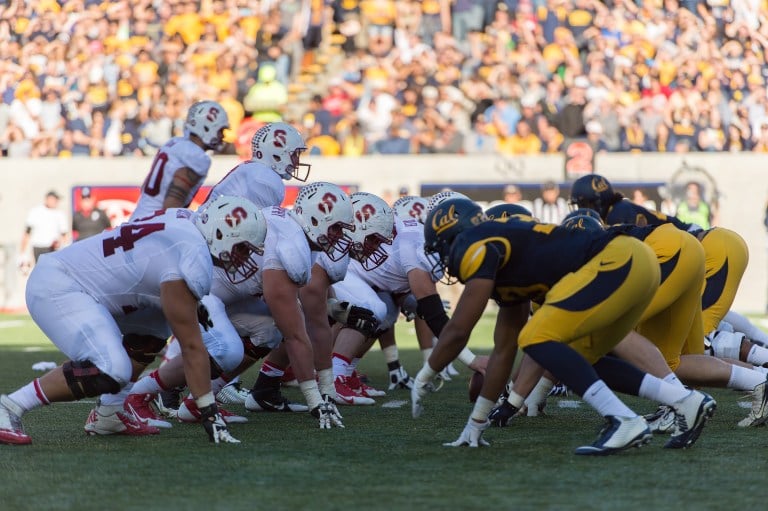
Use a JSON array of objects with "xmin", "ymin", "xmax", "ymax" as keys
[
  {"xmin": 273, "ymin": 129, "xmax": 287, "ymax": 148},
  {"xmin": 355, "ymin": 204, "xmax": 376, "ymax": 222},
  {"xmin": 318, "ymin": 192, "xmax": 337, "ymax": 214}
]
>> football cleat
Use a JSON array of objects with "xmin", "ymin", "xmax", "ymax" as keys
[
  {"xmin": 216, "ymin": 382, "xmax": 247, "ymax": 405},
  {"xmin": 334, "ymin": 376, "xmax": 375, "ymax": 405},
  {"xmin": 124, "ymin": 393, "xmax": 173, "ymax": 429},
  {"xmin": 349, "ymin": 371, "xmax": 385, "ymax": 397},
  {"xmin": 437, "ymin": 367, "xmax": 453, "ymax": 382},
  {"xmin": 0, "ymin": 395, "xmax": 32, "ymax": 445},
  {"xmin": 665, "ymin": 391, "xmax": 716, "ymax": 449},
  {"xmin": 388, "ymin": 366, "xmax": 413, "ymax": 390},
  {"xmin": 643, "ymin": 405, "xmax": 675, "ymax": 434},
  {"xmin": 737, "ymin": 377, "xmax": 768, "ymax": 427},
  {"xmin": 446, "ymin": 362, "xmax": 460, "ymax": 377},
  {"xmin": 574, "ymin": 415, "xmax": 652, "ymax": 456},
  {"xmin": 548, "ymin": 383, "xmax": 571, "ymax": 397},
  {"xmin": 84, "ymin": 406, "xmax": 160, "ymax": 436},
  {"xmin": 245, "ymin": 389, "xmax": 309, "ymax": 413},
  {"xmin": 177, "ymin": 397, "xmax": 248, "ymax": 424}
]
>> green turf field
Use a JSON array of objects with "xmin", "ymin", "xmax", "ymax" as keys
[{"xmin": 0, "ymin": 312, "xmax": 766, "ymax": 511}]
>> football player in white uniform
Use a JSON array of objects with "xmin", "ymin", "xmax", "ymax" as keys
[
  {"xmin": 330, "ymin": 193, "xmax": 488, "ymax": 405},
  {"xmin": 131, "ymin": 100, "xmax": 229, "ymax": 221},
  {"xmin": 0, "ymin": 196, "xmax": 267, "ymax": 445},
  {"xmin": 127, "ymin": 183, "xmax": 356, "ymax": 429},
  {"xmin": 199, "ymin": 121, "xmax": 310, "ymax": 213}
]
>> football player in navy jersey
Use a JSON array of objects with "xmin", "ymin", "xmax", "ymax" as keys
[
  {"xmin": 569, "ymin": 174, "xmax": 748, "ymax": 336},
  {"xmin": 412, "ymin": 198, "xmax": 714, "ymax": 454}
]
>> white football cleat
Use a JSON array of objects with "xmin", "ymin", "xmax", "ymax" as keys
[
  {"xmin": 0, "ymin": 395, "xmax": 32, "ymax": 445},
  {"xmin": 574, "ymin": 415, "xmax": 652, "ymax": 456},
  {"xmin": 84, "ymin": 405, "xmax": 160, "ymax": 436},
  {"xmin": 738, "ymin": 377, "xmax": 768, "ymax": 427}
]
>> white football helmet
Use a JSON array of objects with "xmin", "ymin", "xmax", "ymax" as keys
[
  {"xmin": 290, "ymin": 182, "xmax": 355, "ymax": 261},
  {"xmin": 251, "ymin": 122, "xmax": 311, "ymax": 181},
  {"xmin": 426, "ymin": 191, "xmax": 470, "ymax": 215},
  {"xmin": 392, "ymin": 195, "xmax": 428, "ymax": 224},
  {"xmin": 184, "ymin": 100, "xmax": 229, "ymax": 151},
  {"xmin": 195, "ymin": 195, "xmax": 267, "ymax": 284},
  {"xmin": 349, "ymin": 192, "xmax": 396, "ymax": 271}
]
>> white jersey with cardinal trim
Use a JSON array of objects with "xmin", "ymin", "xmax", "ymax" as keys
[
  {"xmin": 348, "ymin": 217, "xmax": 435, "ymax": 294},
  {"xmin": 131, "ymin": 137, "xmax": 212, "ymax": 221},
  {"xmin": 210, "ymin": 206, "xmax": 311, "ymax": 304},
  {"xmin": 53, "ymin": 208, "xmax": 212, "ymax": 315},
  {"xmin": 199, "ymin": 160, "xmax": 285, "ymax": 212}
]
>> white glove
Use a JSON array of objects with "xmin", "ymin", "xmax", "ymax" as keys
[
  {"xmin": 411, "ymin": 377, "xmax": 436, "ymax": 418},
  {"xmin": 312, "ymin": 395, "xmax": 345, "ymax": 429},
  {"xmin": 443, "ymin": 418, "xmax": 491, "ymax": 447}
]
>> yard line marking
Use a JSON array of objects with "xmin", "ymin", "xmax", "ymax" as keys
[
  {"xmin": 0, "ymin": 320, "xmax": 27, "ymax": 328},
  {"xmin": 558, "ymin": 400, "xmax": 582, "ymax": 409},
  {"xmin": 381, "ymin": 400, "xmax": 408, "ymax": 409}
]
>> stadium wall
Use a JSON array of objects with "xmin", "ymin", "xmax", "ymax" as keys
[{"xmin": 1, "ymin": 153, "xmax": 766, "ymax": 315}]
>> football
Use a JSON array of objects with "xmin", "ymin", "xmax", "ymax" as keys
[{"xmin": 468, "ymin": 371, "xmax": 484, "ymax": 403}]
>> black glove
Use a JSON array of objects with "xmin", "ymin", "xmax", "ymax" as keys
[
  {"xmin": 197, "ymin": 303, "xmax": 213, "ymax": 331},
  {"xmin": 488, "ymin": 401, "xmax": 519, "ymax": 428},
  {"xmin": 327, "ymin": 298, "xmax": 378, "ymax": 337},
  {"xmin": 199, "ymin": 403, "xmax": 240, "ymax": 443}
]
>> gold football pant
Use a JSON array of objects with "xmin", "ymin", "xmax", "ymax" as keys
[{"xmin": 518, "ymin": 236, "xmax": 660, "ymax": 364}]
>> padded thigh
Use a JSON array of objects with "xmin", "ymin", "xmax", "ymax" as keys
[{"xmin": 332, "ymin": 273, "xmax": 388, "ymax": 322}]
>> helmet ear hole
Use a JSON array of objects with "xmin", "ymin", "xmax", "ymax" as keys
[{"xmin": 215, "ymin": 229, "xmax": 223, "ymax": 240}]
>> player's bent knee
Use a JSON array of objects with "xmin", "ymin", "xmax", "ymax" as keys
[
  {"xmin": 122, "ymin": 334, "xmax": 168, "ymax": 365},
  {"xmin": 62, "ymin": 360, "xmax": 122, "ymax": 399}
]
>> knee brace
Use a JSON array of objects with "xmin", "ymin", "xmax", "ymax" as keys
[
  {"xmin": 708, "ymin": 330, "xmax": 745, "ymax": 360},
  {"xmin": 62, "ymin": 360, "xmax": 121, "ymax": 400},
  {"xmin": 122, "ymin": 334, "xmax": 168, "ymax": 365},
  {"xmin": 417, "ymin": 294, "xmax": 449, "ymax": 337}
]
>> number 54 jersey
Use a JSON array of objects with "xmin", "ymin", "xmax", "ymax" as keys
[{"xmin": 50, "ymin": 209, "xmax": 213, "ymax": 315}]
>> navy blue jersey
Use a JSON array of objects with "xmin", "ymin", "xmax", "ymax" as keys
[
  {"xmin": 605, "ymin": 223, "xmax": 657, "ymax": 241},
  {"xmin": 447, "ymin": 219, "xmax": 625, "ymax": 304},
  {"xmin": 605, "ymin": 199, "xmax": 692, "ymax": 231}
]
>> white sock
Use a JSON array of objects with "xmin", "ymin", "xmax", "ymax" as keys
[
  {"xmin": 8, "ymin": 380, "xmax": 48, "ymax": 413},
  {"xmin": 724, "ymin": 311, "xmax": 768, "ymax": 346},
  {"xmin": 421, "ymin": 348, "xmax": 433, "ymax": 363},
  {"xmin": 506, "ymin": 389, "xmax": 525, "ymax": 409},
  {"xmin": 727, "ymin": 365, "xmax": 766, "ymax": 391},
  {"xmin": 131, "ymin": 370, "xmax": 165, "ymax": 396},
  {"xmin": 747, "ymin": 345, "xmax": 768, "ymax": 367},
  {"xmin": 663, "ymin": 372, "xmax": 687, "ymax": 388},
  {"xmin": 350, "ymin": 358, "xmax": 361, "ymax": 375},
  {"xmin": 638, "ymin": 374, "xmax": 690, "ymax": 405},
  {"xmin": 99, "ymin": 384, "xmax": 131, "ymax": 406},
  {"xmin": 332, "ymin": 354, "xmax": 351, "ymax": 378},
  {"xmin": 382, "ymin": 345, "xmax": 399, "ymax": 364},
  {"xmin": 524, "ymin": 377, "xmax": 554, "ymax": 411},
  {"xmin": 581, "ymin": 380, "xmax": 636, "ymax": 418}
]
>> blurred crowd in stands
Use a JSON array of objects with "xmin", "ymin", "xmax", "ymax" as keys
[{"xmin": 2, "ymin": 0, "xmax": 768, "ymax": 158}]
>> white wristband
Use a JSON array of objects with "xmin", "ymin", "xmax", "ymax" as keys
[
  {"xmin": 195, "ymin": 391, "xmax": 215, "ymax": 409},
  {"xmin": 457, "ymin": 347, "xmax": 476, "ymax": 367},
  {"xmin": 299, "ymin": 380, "xmax": 323, "ymax": 410}
]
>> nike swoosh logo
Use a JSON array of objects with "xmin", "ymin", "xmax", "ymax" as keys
[{"xmin": 599, "ymin": 261, "xmax": 613, "ymax": 266}]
